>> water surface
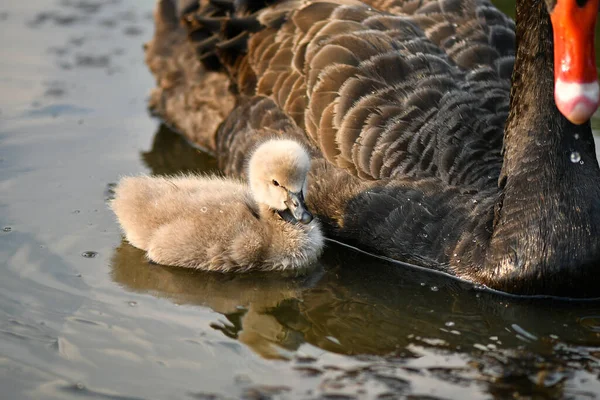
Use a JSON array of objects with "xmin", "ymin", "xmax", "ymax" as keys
[{"xmin": 2, "ymin": 0, "xmax": 600, "ymax": 399}]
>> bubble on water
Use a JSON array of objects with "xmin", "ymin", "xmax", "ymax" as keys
[
  {"xmin": 326, "ymin": 336, "xmax": 341, "ymax": 345},
  {"xmin": 511, "ymin": 323, "xmax": 538, "ymax": 341},
  {"xmin": 81, "ymin": 251, "xmax": 97, "ymax": 258},
  {"xmin": 235, "ymin": 374, "xmax": 252, "ymax": 384},
  {"xmin": 124, "ymin": 25, "xmax": 144, "ymax": 36},
  {"xmin": 445, "ymin": 321, "xmax": 455, "ymax": 327},
  {"xmin": 420, "ymin": 282, "xmax": 426, "ymax": 286},
  {"xmin": 570, "ymin": 151, "xmax": 581, "ymax": 163},
  {"xmin": 430, "ymin": 286, "xmax": 439, "ymax": 292},
  {"xmin": 3, "ymin": 226, "xmax": 12, "ymax": 232},
  {"xmin": 200, "ymin": 207, "xmax": 207, "ymax": 213}
]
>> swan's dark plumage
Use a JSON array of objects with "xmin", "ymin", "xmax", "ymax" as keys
[
  {"xmin": 144, "ymin": 0, "xmax": 600, "ymax": 296},
  {"xmin": 175, "ymin": 0, "xmax": 514, "ymax": 189}
]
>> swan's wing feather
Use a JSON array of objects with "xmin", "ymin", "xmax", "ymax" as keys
[{"xmin": 180, "ymin": 0, "xmax": 512, "ymax": 186}]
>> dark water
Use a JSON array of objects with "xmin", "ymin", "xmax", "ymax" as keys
[{"xmin": 2, "ymin": 0, "xmax": 600, "ymax": 399}]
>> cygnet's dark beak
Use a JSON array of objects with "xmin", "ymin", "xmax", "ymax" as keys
[{"xmin": 284, "ymin": 190, "xmax": 313, "ymax": 224}]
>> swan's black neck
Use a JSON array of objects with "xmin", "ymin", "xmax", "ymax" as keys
[
  {"xmin": 503, "ymin": 0, "xmax": 594, "ymax": 169},
  {"xmin": 476, "ymin": 0, "xmax": 600, "ymax": 294}
]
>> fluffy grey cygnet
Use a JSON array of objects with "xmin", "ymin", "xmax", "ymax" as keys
[{"xmin": 111, "ymin": 138, "xmax": 324, "ymax": 275}]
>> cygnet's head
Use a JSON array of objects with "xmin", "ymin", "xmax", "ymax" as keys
[{"xmin": 248, "ymin": 139, "xmax": 313, "ymax": 224}]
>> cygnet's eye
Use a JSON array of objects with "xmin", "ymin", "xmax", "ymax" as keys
[{"xmin": 272, "ymin": 180, "xmax": 280, "ymax": 187}]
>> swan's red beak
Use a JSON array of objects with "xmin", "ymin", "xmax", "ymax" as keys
[{"xmin": 550, "ymin": 0, "xmax": 599, "ymax": 124}]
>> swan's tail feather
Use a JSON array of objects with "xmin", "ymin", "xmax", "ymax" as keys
[
  {"xmin": 145, "ymin": 0, "xmax": 236, "ymax": 151},
  {"xmin": 180, "ymin": 0, "xmax": 297, "ymax": 92},
  {"xmin": 155, "ymin": 0, "xmax": 179, "ymax": 30}
]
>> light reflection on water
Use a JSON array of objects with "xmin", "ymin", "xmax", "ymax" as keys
[{"xmin": 2, "ymin": 0, "xmax": 600, "ymax": 398}]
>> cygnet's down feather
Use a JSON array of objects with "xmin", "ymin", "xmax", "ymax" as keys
[{"xmin": 111, "ymin": 139, "xmax": 324, "ymax": 275}]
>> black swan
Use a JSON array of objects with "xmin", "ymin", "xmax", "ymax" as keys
[{"xmin": 144, "ymin": 0, "xmax": 600, "ymax": 296}]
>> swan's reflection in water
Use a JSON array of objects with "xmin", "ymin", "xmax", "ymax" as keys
[
  {"xmin": 111, "ymin": 124, "xmax": 600, "ymax": 396},
  {"xmin": 140, "ymin": 123, "xmax": 220, "ymax": 176},
  {"xmin": 111, "ymin": 239, "xmax": 600, "ymax": 348}
]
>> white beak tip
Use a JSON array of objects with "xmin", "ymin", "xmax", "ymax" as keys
[{"xmin": 555, "ymin": 79, "xmax": 600, "ymax": 125}]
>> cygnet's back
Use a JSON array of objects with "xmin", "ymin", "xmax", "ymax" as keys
[{"xmin": 111, "ymin": 139, "xmax": 324, "ymax": 275}]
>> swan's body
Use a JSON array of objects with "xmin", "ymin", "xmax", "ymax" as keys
[
  {"xmin": 111, "ymin": 139, "xmax": 324, "ymax": 275},
  {"xmin": 143, "ymin": 0, "xmax": 600, "ymax": 296}
]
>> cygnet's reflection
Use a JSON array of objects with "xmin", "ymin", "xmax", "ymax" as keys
[{"xmin": 110, "ymin": 242, "xmax": 322, "ymax": 358}]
